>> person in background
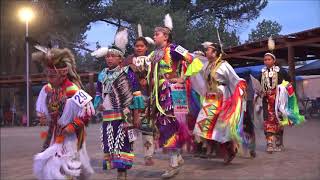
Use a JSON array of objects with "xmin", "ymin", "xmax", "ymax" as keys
[
  {"xmin": 257, "ymin": 38, "xmax": 304, "ymax": 153},
  {"xmin": 122, "ymin": 25, "xmax": 156, "ymax": 166}
]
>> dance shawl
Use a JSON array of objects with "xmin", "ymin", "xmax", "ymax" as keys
[{"xmin": 275, "ymin": 80, "xmax": 305, "ymax": 126}]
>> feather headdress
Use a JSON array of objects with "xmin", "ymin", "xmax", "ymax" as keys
[
  {"xmin": 90, "ymin": 47, "xmax": 109, "ymax": 58},
  {"xmin": 154, "ymin": 13, "xmax": 173, "ymax": 35},
  {"xmin": 265, "ymin": 36, "xmax": 276, "ymax": 60},
  {"xmin": 32, "ymin": 46, "xmax": 82, "ymax": 87},
  {"xmin": 164, "ymin": 14, "xmax": 173, "ymax": 30},
  {"xmin": 137, "ymin": 24, "xmax": 155, "ymax": 45},
  {"xmin": 201, "ymin": 41, "xmax": 215, "ymax": 49},
  {"xmin": 91, "ymin": 28, "xmax": 128, "ymax": 58},
  {"xmin": 114, "ymin": 28, "xmax": 128, "ymax": 54},
  {"xmin": 138, "ymin": 24, "xmax": 143, "ymax": 37}
]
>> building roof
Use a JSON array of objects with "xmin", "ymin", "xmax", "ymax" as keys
[{"xmin": 224, "ymin": 27, "xmax": 320, "ymax": 67}]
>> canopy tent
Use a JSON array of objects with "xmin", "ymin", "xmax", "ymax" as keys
[
  {"xmin": 295, "ymin": 60, "xmax": 320, "ymax": 75},
  {"xmin": 234, "ymin": 65, "xmax": 265, "ymax": 79},
  {"xmin": 295, "ymin": 75, "xmax": 320, "ymax": 100}
]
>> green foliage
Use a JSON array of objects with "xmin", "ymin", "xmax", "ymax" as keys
[
  {"xmin": 248, "ymin": 19, "xmax": 282, "ymax": 42},
  {"xmin": 0, "ymin": 0, "xmax": 268, "ymax": 74},
  {"xmin": 92, "ymin": 0, "xmax": 266, "ymax": 52}
]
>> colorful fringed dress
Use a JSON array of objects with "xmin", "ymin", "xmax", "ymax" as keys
[
  {"xmin": 148, "ymin": 44, "xmax": 202, "ymax": 150},
  {"xmin": 259, "ymin": 66, "xmax": 304, "ymax": 148},
  {"xmin": 123, "ymin": 54, "xmax": 156, "ymax": 159},
  {"xmin": 94, "ymin": 66, "xmax": 144, "ymax": 170},
  {"xmin": 193, "ymin": 57, "xmax": 247, "ymax": 145}
]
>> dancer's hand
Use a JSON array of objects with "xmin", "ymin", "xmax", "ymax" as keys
[
  {"xmin": 39, "ymin": 116, "xmax": 47, "ymax": 126},
  {"xmin": 140, "ymin": 79, "xmax": 147, "ymax": 87},
  {"xmin": 98, "ymin": 104, "xmax": 105, "ymax": 111}
]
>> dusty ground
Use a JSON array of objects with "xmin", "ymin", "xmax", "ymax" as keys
[{"xmin": 1, "ymin": 118, "xmax": 320, "ymax": 180}]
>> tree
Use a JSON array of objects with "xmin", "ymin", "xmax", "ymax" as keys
[
  {"xmin": 247, "ymin": 19, "xmax": 282, "ymax": 42},
  {"xmin": 90, "ymin": 0, "xmax": 267, "ymax": 51},
  {"xmin": 0, "ymin": 0, "xmax": 269, "ymax": 76}
]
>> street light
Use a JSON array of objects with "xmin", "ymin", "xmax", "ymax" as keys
[{"xmin": 19, "ymin": 7, "xmax": 34, "ymax": 127}]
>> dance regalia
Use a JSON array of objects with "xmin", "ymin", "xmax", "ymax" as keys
[
  {"xmin": 124, "ymin": 55, "xmax": 154, "ymax": 135},
  {"xmin": 33, "ymin": 48, "xmax": 94, "ymax": 179},
  {"xmin": 94, "ymin": 66, "xmax": 144, "ymax": 170},
  {"xmin": 148, "ymin": 44, "xmax": 202, "ymax": 150},
  {"xmin": 258, "ymin": 66, "xmax": 304, "ymax": 146},
  {"xmin": 124, "ymin": 54, "xmax": 157, "ymax": 159},
  {"xmin": 192, "ymin": 56, "xmax": 247, "ymax": 144}
]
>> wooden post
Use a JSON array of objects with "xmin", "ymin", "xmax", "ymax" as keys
[{"xmin": 288, "ymin": 45, "xmax": 296, "ymax": 87}]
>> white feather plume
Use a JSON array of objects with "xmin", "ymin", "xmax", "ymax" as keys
[
  {"xmin": 268, "ymin": 36, "xmax": 275, "ymax": 51},
  {"xmin": 34, "ymin": 45, "xmax": 49, "ymax": 53},
  {"xmin": 115, "ymin": 28, "xmax": 128, "ymax": 53},
  {"xmin": 138, "ymin": 24, "xmax": 143, "ymax": 37},
  {"xmin": 91, "ymin": 47, "xmax": 109, "ymax": 58},
  {"xmin": 145, "ymin": 37, "xmax": 155, "ymax": 45},
  {"xmin": 201, "ymin": 41, "xmax": 214, "ymax": 49},
  {"xmin": 164, "ymin": 14, "xmax": 173, "ymax": 30}
]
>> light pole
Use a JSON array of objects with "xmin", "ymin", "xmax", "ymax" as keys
[{"xmin": 19, "ymin": 7, "xmax": 34, "ymax": 127}]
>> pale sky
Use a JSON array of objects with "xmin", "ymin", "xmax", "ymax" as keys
[{"xmin": 85, "ymin": 0, "xmax": 320, "ymax": 50}]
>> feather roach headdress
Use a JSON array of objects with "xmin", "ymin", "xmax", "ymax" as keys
[
  {"xmin": 32, "ymin": 46, "xmax": 82, "ymax": 87},
  {"xmin": 91, "ymin": 28, "xmax": 129, "ymax": 58}
]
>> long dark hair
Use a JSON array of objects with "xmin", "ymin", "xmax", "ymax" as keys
[
  {"xmin": 167, "ymin": 32, "xmax": 173, "ymax": 43},
  {"xmin": 134, "ymin": 37, "xmax": 148, "ymax": 46}
]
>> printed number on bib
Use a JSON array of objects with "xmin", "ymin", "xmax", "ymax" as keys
[
  {"xmin": 175, "ymin": 45, "xmax": 188, "ymax": 56},
  {"xmin": 72, "ymin": 90, "xmax": 93, "ymax": 108}
]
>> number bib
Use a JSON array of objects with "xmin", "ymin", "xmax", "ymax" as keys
[
  {"xmin": 71, "ymin": 90, "xmax": 93, "ymax": 108},
  {"xmin": 128, "ymin": 129, "xmax": 137, "ymax": 142},
  {"xmin": 174, "ymin": 45, "xmax": 188, "ymax": 56}
]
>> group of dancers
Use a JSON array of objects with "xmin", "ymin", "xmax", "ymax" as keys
[{"xmin": 32, "ymin": 14, "xmax": 304, "ymax": 180}]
